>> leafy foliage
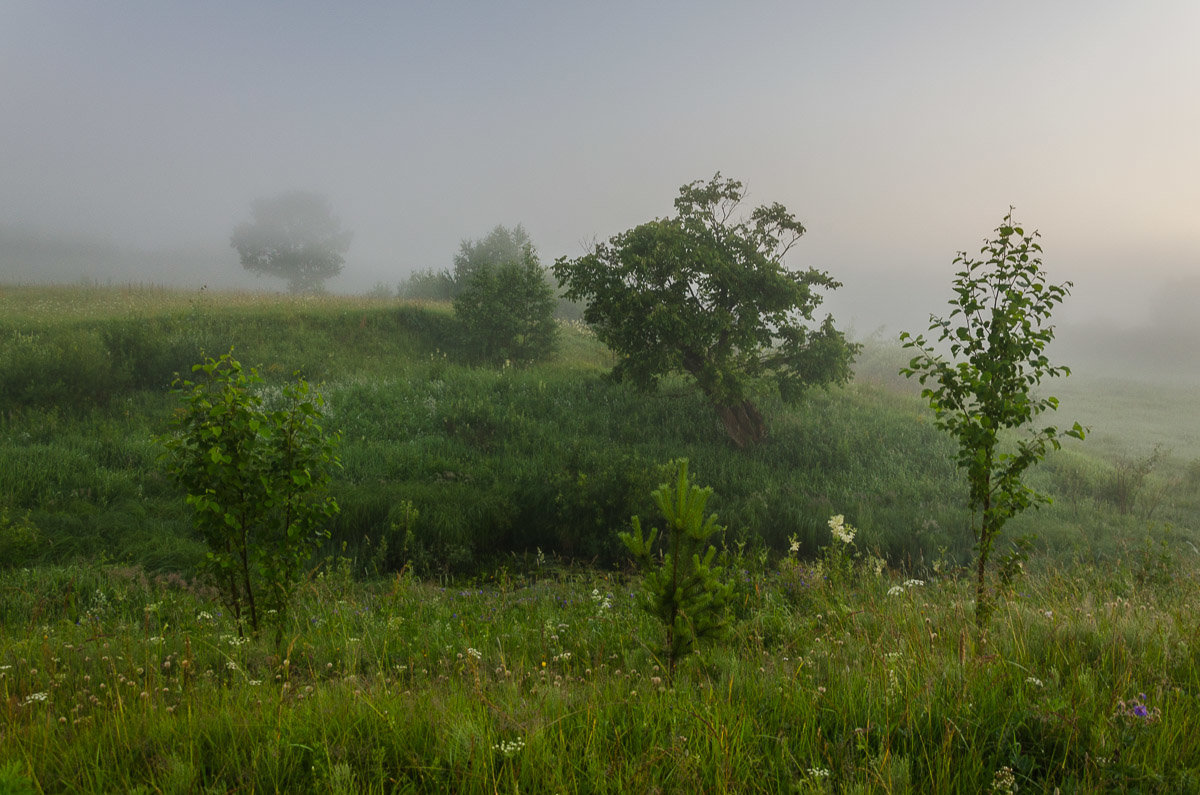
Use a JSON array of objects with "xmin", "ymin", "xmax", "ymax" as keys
[
  {"xmin": 453, "ymin": 225, "xmax": 534, "ymax": 286},
  {"xmin": 397, "ymin": 267, "xmax": 457, "ymax": 301},
  {"xmin": 452, "ymin": 225, "xmax": 558, "ymax": 364},
  {"xmin": 230, "ymin": 191, "xmax": 352, "ymax": 293},
  {"xmin": 900, "ymin": 211, "xmax": 1084, "ymax": 626},
  {"xmin": 619, "ymin": 460, "xmax": 734, "ymax": 675},
  {"xmin": 160, "ymin": 350, "xmax": 340, "ymax": 640},
  {"xmin": 553, "ymin": 173, "xmax": 858, "ymax": 446}
]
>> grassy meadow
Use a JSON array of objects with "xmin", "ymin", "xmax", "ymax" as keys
[{"xmin": 2, "ymin": 283, "xmax": 1199, "ymax": 792}]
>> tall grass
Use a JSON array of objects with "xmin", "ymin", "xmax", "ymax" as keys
[{"xmin": 2, "ymin": 551, "xmax": 1199, "ymax": 792}]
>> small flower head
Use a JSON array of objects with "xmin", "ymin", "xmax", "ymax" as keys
[
  {"xmin": 991, "ymin": 765, "xmax": 1018, "ymax": 794},
  {"xmin": 827, "ymin": 514, "xmax": 856, "ymax": 545},
  {"xmin": 1113, "ymin": 694, "xmax": 1161, "ymax": 725}
]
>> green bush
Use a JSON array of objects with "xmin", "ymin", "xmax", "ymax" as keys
[
  {"xmin": 160, "ymin": 350, "xmax": 340, "ymax": 640},
  {"xmin": 454, "ymin": 261, "xmax": 558, "ymax": 365},
  {"xmin": 452, "ymin": 225, "xmax": 558, "ymax": 365}
]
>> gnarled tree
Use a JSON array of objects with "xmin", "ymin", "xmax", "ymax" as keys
[{"xmin": 553, "ymin": 174, "xmax": 857, "ymax": 446}]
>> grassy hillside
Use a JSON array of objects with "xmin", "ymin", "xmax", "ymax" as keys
[
  {"xmin": 4, "ymin": 284, "xmax": 1200, "ymax": 792},
  {"xmin": 1, "ymin": 283, "xmax": 1196, "ymax": 577}
]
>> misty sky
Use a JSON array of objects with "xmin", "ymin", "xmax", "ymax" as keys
[{"xmin": 2, "ymin": 1, "xmax": 1197, "ymax": 337}]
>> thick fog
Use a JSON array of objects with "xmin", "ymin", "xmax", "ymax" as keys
[{"xmin": 2, "ymin": 1, "xmax": 1197, "ymax": 379}]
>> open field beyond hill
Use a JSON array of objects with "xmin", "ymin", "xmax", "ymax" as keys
[{"xmin": 2, "ymin": 284, "xmax": 1199, "ymax": 792}]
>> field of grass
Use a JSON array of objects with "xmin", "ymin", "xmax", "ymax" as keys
[
  {"xmin": 4, "ymin": 549, "xmax": 1199, "ymax": 792},
  {"xmin": 2, "ymin": 283, "xmax": 1199, "ymax": 792}
]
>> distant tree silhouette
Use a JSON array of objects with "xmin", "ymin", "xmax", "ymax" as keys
[{"xmin": 231, "ymin": 191, "xmax": 351, "ymax": 293}]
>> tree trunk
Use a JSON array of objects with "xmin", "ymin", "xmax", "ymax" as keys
[{"xmin": 717, "ymin": 399, "xmax": 767, "ymax": 448}]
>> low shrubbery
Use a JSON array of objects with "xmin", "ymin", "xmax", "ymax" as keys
[{"xmin": 160, "ymin": 351, "xmax": 340, "ymax": 641}]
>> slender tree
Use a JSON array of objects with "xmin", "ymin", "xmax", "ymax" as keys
[{"xmin": 901, "ymin": 211, "xmax": 1084, "ymax": 626}]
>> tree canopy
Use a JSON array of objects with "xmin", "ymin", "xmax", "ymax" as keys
[
  {"xmin": 553, "ymin": 174, "xmax": 858, "ymax": 447},
  {"xmin": 453, "ymin": 225, "xmax": 537, "ymax": 287},
  {"xmin": 230, "ymin": 191, "xmax": 352, "ymax": 293},
  {"xmin": 453, "ymin": 225, "xmax": 558, "ymax": 364}
]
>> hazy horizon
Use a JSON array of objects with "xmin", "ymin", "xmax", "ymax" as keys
[{"xmin": 2, "ymin": 1, "xmax": 1197, "ymax": 370}]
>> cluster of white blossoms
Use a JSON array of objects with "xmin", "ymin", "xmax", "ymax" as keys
[
  {"xmin": 590, "ymin": 588, "xmax": 612, "ymax": 611},
  {"xmin": 991, "ymin": 765, "xmax": 1018, "ymax": 794},
  {"xmin": 888, "ymin": 579, "xmax": 926, "ymax": 597},
  {"xmin": 21, "ymin": 691, "xmax": 48, "ymax": 706},
  {"xmin": 493, "ymin": 737, "xmax": 525, "ymax": 757},
  {"xmin": 827, "ymin": 514, "xmax": 856, "ymax": 546}
]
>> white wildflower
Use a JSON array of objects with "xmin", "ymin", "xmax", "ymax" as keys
[
  {"xmin": 991, "ymin": 765, "xmax": 1018, "ymax": 794},
  {"xmin": 828, "ymin": 514, "xmax": 856, "ymax": 545},
  {"xmin": 492, "ymin": 737, "xmax": 525, "ymax": 757}
]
